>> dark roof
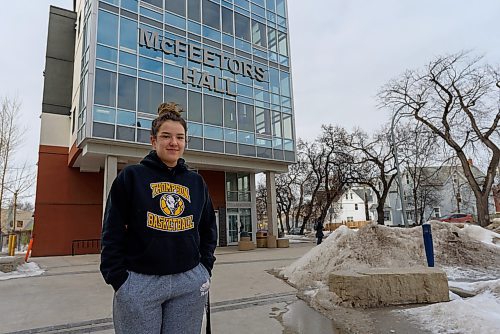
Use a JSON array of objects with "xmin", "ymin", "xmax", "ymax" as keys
[{"xmin": 353, "ymin": 188, "xmax": 373, "ymax": 202}]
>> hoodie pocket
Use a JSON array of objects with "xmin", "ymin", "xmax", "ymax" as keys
[{"xmin": 133, "ymin": 234, "xmax": 200, "ymax": 274}]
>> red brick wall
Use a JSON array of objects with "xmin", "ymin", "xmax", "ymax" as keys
[
  {"xmin": 32, "ymin": 145, "xmax": 104, "ymax": 256},
  {"xmin": 198, "ymin": 170, "xmax": 226, "ymax": 210}
]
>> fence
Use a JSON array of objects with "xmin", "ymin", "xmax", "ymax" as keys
[
  {"xmin": 324, "ymin": 221, "xmax": 371, "ymax": 231},
  {"xmin": 71, "ymin": 239, "xmax": 101, "ymax": 256}
]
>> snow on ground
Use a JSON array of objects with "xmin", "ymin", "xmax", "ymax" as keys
[
  {"xmin": 460, "ymin": 223, "xmax": 500, "ymax": 247},
  {"xmin": 284, "ymin": 234, "xmax": 313, "ymax": 243},
  {"xmin": 278, "ymin": 222, "xmax": 500, "ymax": 333},
  {"xmin": 400, "ymin": 291, "xmax": 500, "ymax": 334},
  {"xmin": 0, "ymin": 262, "xmax": 45, "ymax": 280}
]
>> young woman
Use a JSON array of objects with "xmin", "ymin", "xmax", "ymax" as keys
[{"xmin": 100, "ymin": 102, "xmax": 217, "ymax": 334}]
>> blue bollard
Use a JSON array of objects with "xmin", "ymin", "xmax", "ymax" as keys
[{"xmin": 422, "ymin": 223, "xmax": 434, "ymax": 267}]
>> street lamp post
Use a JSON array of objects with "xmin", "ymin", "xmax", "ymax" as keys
[{"xmin": 390, "ymin": 110, "xmax": 409, "ymax": 228}]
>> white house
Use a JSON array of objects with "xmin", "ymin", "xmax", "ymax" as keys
[{"xmin": 332, "ymin": 187, "xmax": 374, "ymax": 223}]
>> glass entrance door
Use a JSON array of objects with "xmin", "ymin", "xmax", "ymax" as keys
[{"xmin": 227, "ymin": 212, "xmax": 239, "ymax": 245}]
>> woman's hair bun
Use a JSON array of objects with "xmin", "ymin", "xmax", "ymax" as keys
[{"xmin": 157, "ymin": 102, "xmax": 183, "ymax": 117}]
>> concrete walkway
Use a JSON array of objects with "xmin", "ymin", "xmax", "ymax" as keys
[
  {"xmin": 0, "ymin": 243, "xmax": 316, "ymax": 333},
  {"xmin": 0, "ymin": 242, "xmax": 429, "ymax": 333}
]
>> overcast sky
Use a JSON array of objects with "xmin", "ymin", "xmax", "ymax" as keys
[{"xmin": 1, "ymin": 0, "xmax": 499, "ymax": 173}]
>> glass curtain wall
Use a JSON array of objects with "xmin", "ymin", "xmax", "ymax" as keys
[{"xmin": 90, "ymin": 0, "xmax": 295, "ymax": 162}]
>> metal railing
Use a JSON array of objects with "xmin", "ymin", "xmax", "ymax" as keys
[{"xmin": 71, "ymin": 239, "xmax": 101, "ymax": 256}]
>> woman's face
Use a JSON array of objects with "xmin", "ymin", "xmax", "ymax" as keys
[{"xmin": 151, "ymin": 120, "xmax": 186, "ymax": 167}]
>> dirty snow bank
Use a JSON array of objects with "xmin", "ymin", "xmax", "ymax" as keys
[
  {"xmin": 0, "ymin": 262, "xmax": 44, "ymax": 280},
  {"xmin": 280, "ymin": 222, "xmax": 500, "ymax": 289},
  {"xmin": 278, "ymin": 222, "xmax": 500, "ymax": 333},
  {"xmin": 400, "ymin": 290, "xmax": 500, "ymax": 334}
]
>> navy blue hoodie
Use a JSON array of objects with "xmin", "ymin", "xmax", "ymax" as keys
[{"xmin": 100, "ymin": 151, "xmax": 217, "ymax": 291}]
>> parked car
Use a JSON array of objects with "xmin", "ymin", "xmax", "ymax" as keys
[
  {"xmin": 438, "ymin": 213, "xmax": 474, "ymax": 223},
  {"xmin": 288, "ymin": 227, "xmax": 303, "ymax": 235}
]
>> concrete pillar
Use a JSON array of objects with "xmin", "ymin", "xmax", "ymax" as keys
[
  {"xmin": 250, "ymin": 173, "xmax": 257, "ymax": 243},
  {"xmin": 266, "ymin": 171, "xmax": 278, "ymax": 238},
  {"xmin": 102, "ymin": 155, "xmax": 118, "ymax": 222}
]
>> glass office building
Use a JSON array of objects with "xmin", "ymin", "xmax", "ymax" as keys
[{"xmin": 33, "ymin": 0, "xmax": 295, "ymax": 256}]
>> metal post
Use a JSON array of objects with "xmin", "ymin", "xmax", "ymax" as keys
[{"xmin": 390, "ymin": 111, "xmax": 409, "ymax": 228}]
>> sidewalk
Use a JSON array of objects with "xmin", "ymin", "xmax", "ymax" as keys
[{"xmin": 0, "ymin": 243, "xmax": 319, "ymax": 334}]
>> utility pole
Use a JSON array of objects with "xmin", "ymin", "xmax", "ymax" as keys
[{"xmin": 390, "ymin": 109, "xmax": 409, "ymax": 228}]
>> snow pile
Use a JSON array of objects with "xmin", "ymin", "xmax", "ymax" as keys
[
  {"xmin": 400, "ymin": 291, "xmax": 500, "ymax": 334},
  {"xmin": 486, "ymin": 218, "xmax": 500, "ymax": 234},
  {"xmin": 461, "ymin": 223, "xmax": 500, "ymax": 247},
  {"xmin": 280, "ymin": 222, "xmax": 500, "ymax": 289},
  {"xmin": 0, "ymin": 262, "xmax": 44, "ymax": 280},
  {"xmin": 449, "ymin": 278, "xmax": 500, "ymax": 296}
]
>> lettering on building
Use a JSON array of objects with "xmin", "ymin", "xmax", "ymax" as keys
[{"xmin": 139, "ymin": 28, "xmax": 267, "ymax": 97}]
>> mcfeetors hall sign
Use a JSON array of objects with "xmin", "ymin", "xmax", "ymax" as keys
[{"xmin": 139, "ymin": 28, "xmax": 267, "ymax": 97}]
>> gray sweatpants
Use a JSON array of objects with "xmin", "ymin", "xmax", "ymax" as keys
[{"xmin": 113, "ymin": 263, "xmax": 210, "ymax": 334}]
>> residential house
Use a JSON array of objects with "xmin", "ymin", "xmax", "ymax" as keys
[
  {"xmin": 0, "ymin": 208, "xmax": 34, "ymax": 250},
  {"xmin": 332, "ymin": 187, "xmax": 374, "ymax": 224},
  {"xmin": 388, "ymin": 162, "xmax": 495, "ymax": 226}
]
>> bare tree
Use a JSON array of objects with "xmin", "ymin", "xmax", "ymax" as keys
[
  {"xmin": 0, "ymin": 97, "xmax": 23, "ymax": 227},
  {"xmin": 344, "ymin": 127, "xmax": 397, "ymax": 225},
  {"xmin": 396, "ymin": 122, "xmax": 442, "ymax": 224},
  {"xmin": 291, "ymin": 145, "xmax": 313, "ymax": 233},
  {"xmin": 380, "ymin": 52, "xmax": 500, "ymax": 226},
  {"xmin": 255, "ymin": 181, "xmax": 267, "ymax": 226},
  {"xmin": 275, "ymin": 172, "xmax": 296, "ymax": 234},
  {"xmin": 295, "ymin": 139, "xmax": 325, "ymax": 232},
  {"xmin": 294, "ymin": 126, "xmax": 353, "ymax": 231}
]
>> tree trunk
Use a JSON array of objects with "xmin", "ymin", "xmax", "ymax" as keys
[
  {"xmin": 475, "ymin": 193, "xmax": 491, "ymax": 227},
  {"xmin": 376, "ymin": 205, "xmax": 385, "ymax": 225},
  {"xmin": 278, "ymin": 214, "xmax": 284, "ymax": 235}
]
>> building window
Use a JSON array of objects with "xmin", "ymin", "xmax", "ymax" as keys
[
  {"xmin": 277, "ymin": 31, "xmax": 288, "ymax": 56},
  {"xmin": 16, "ymin": 221, "xmax": 23, "ymax": 228},
  {"xmin": 143, "ymin": 0, "xmax": 163, "ymax": 9},
  {"xmin": 94, "ymin": 69, "xmax": 117, "ymax": 107},
  {"xmin": 345, "ymin": 193, "xmax": 348, "ymax": 200},
  {"xmin": 204, "ymin": 95, "xmax": 223, "ymax": 126},
  {"xmin": 407, "ymin": 210, "xmax": 414, "ymax": 221},
  {"xmin": 282, "ymin": 114, "xmax": 292, "ymax": 139},
  {"xmin": 433, "ymin": 207, "xmax": 441, "ymax": 218},
  {"xmin": 187, "ymin": 0, "xmax": 200, "ymax": 21},
  {"xmin": 251, "ymin": 19, "xmax": 266, "ymax": 47},
  {"xmin": 119, "ymin": 17, "xmax": 138, "ymax": 51},
  {"xmin": 350, "ymin": 193, "xmax": 353, "ymax": 200},
  {"xmin": 226, "ymin": 172, "xmax": 251, "ymax": 202},
  {"xmin": 384, "ymin": 210, "xmax": 391, "ymax": 221},
  {"xmin": 280, "ymin": 71, "xmax": 290, "ymax": 97},
  {"xmin": 224, "ymin": 100, "xmax": 237, "ymax": 129},
  {"xmin": 138, "ymin": 79, "xmax": 162, "ymax": 114},
  {"xmin": 166, "ymin": 0, "xmax": 186, "ymax": 16},
  {"xmin": 237, "ymin": 103, "xmax": 254, "ymax": 131},
  {"xmin": 97, "ymin": 10, "xmax": 118, "ymax": 47},
  {"xmin": 222, "ymin": 7, "xmax": 233, "ymax": 34},
  {"xmin": 255, "ymin": 107, "xmax": 271, "ymax": 135},
  {"xmin": 202, "ymin": 0, "xmax": 220, "ymax": 30},
  {"xmin": 355, "ymin": 204, "xmax": 358, "ymax": 210},
  {"xmin": 272, "ymin": 111, "xmax": 281, "ymax": 137},
  {"xmin": 347, "ymin": 217, "xmax": 353, "ymax": 222},
  {"xmin": 117, "ymin": 74, "xmax": 136, "ymax": 110},
  {"xmin": 240, "ymin": 208, "xmax": 252, "ymax": 233},
  {"xmin": 234, "ymin": 12, "xmax": 250, "ymax": 41},
  {"xmin": 164, "ymin": 85, "xmax": 187, "ymax": 111},
  {"xmin": 188, "ymin": 91, "xmax": 202, "ymax": 122}
]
